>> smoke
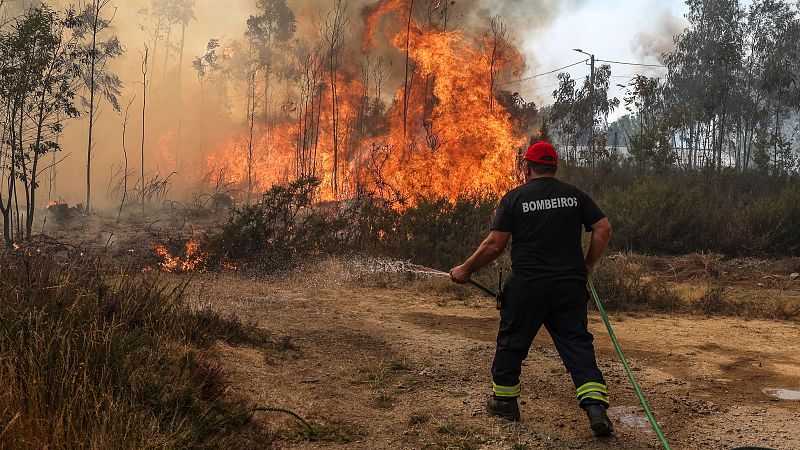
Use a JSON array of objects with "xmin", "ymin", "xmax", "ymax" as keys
[
  {"xmin": 631, "ymin": 9, "xmax": 685, "ymax": 64},
  {"xmin": 26, "ymin": 0, "xmax": 581, "ymax": 209},
  {"xmin": 464, "ymin": 0, "xmax": 585, "ymax": 42}
]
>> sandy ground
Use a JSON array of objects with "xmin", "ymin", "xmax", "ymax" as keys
[{"xmin": 184, "ymin": 261, "xmax": 800, "ymax": 450}]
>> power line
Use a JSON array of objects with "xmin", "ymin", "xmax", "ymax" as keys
[
  {"xmin": 596, "ymin": 58, "xmax": 666, "ymax": 68},
  {"xmin": 502, "ymin": 58, "xmax": 665, "ymax": 87},
  {"xmin": 501, "ymin": 59, "xmax": 589, "ymax": 85}
]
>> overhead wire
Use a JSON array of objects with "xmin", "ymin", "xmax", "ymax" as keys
[
  {"xmin": 597, "ymin": 58, "xmax": 666, "ymax": 68},
  {"xmin": 500, "ymin": 59, "xmax": 589, "ymax": 85},
  {"xmin": 501, "ymin": 57, "xmax": 666, "ymax": 87}
]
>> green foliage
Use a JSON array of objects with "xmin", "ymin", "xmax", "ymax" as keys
[
  {"xmin": 562, "ymin": 166, "xmax": 800, "ymax": 256},
  {"xmin": 550, "ymin": 63, "xmax": 620, "ymax": 166},
  {"xmin": 207, "ymin": 171, "xmax": 800, "ymax": 282},
  {"xmin": 0, "ymin": 255, "xmax": 273, "ymax": 448},
  {"xmin": 381, "ymin": 195, "xmax": 499, "ymax": 270}
]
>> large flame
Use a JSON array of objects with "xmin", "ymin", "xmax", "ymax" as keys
[{"xmin": 203, "ymin": 0, "xmax": 527, "ymax": 204}]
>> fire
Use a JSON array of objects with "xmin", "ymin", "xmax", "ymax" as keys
[
  {"xmin": 202, "ymin": 0, "xmax": 527, "ymax": 204},
  {"xmin": 154, "ymin": 240, "xmax": 205, "ymax": 272}
]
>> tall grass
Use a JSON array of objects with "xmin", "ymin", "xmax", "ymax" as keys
[{"xmin": 0, "ymin": 255, "xmax": 273, "ymax": 449}]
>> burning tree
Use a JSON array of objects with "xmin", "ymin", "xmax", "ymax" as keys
[{"xmin": 203, "ymin": 0, "xmax": 529, "ymax": 205}]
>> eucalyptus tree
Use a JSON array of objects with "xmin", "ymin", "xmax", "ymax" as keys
[
  {"xmin": 192, "ymin": 38, "xmax": 223, "ymax": 123},
  {"xmin": 76, "ymin": 0, "xmax": 123, "ymax": 212},
  {"xmin": 243, "ymin": 0, "xmax": 296, "ymax": 201},
  {"xmin": 550, "ymin": 64, "xmax": 618, "ymax": 166},
  {"xmin": 621, "ymin": 75, "xmax": 674, "ymax": 171},
  {"xmin": 664, "ymin": 0, "xmax": 745, "ymax": 171},
  {"xmin": 322, "ymin": 0, "xmax": 348, "ymax": 198},
  {"xmin": 156, "ymin": 0, "xmax": 195, "ymax": 82},
  {"xmin": 0, "ymin": 5, "xmax": 86, "ymax": 243}
]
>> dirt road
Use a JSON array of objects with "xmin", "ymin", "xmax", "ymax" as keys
[{"xmin": 194, "ymin": 263, "xmax": 800, "ymax": 449}]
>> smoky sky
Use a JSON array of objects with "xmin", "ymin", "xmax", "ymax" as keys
[{"xmin": 632, "ymin": 8, "xmax": 684, "ymax": 64}]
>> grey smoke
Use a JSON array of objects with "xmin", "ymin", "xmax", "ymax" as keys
[{"xmin": 631, "ymin": 9, "xmax": 685, "ymax": 64}]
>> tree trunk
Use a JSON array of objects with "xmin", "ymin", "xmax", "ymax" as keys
[
  {"xmin": 118, "ymin": 99, "xmax": 133, "ymax": 222},
  {"xmin": 141, "ymin": 48, "xmax": 148, "ymax": 217},
  {"xmin": 86, "ymin": 0, "xmax": 99, "ymax": 213},
  {"xmin": 163, "ymin": 24, "xmax": 171, "ymax": 80},
  {"xmin": 177, "ymin": 22, "xmax": 186, "ymax": 89},
  {"xmin": 402, "ymin": 0, "xmax": 414, "ymax": 140},
  {"xmin": 247, "ymin": 70, "xmax": 256, "ymax": 203},
  {"xmin": 330, "ymin": 55, "xmax": 339, "ymax": 197}
]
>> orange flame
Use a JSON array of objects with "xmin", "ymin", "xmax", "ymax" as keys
[
  {"xmin": 203, "ymin": 0, "xmax": 527, "ymax": 204},
  {"xmin": 154, "ymin": 240, "xmax": 205, "ymax": 272}
]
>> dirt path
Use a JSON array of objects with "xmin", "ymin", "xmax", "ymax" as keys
[{"xmin": 194, "ymin": 266, "xmax": 800, "ymax": 449}]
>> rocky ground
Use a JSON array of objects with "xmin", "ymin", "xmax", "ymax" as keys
[{"xmin": 185, "ymin": 260, "xmax": 800, "ymax": 450}]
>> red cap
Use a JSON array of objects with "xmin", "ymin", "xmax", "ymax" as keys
[{"xmin": 524, "ymin": 141, "xmax": 558, "ymax": 165}]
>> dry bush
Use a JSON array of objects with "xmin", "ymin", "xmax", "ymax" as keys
[
  {"xmin": 592, "ymin": 256, "xmax": 682, "ymax": 312},
  {"xmin": 0, "ymin": 255, "xmax": 274, "ymax": 449},
  {"xmin": 696, "ymin": 282, "xmax": 735, "ymax": 315}
]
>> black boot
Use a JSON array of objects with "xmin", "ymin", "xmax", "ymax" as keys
[
  {"xmin": 585, "ymin": 404, "xmax": 613, "ymax": 436},
  {"xmin": 486, "ymin": 396, "xmax": 520, "ymax": 421}
]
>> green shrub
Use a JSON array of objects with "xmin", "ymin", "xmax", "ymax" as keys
[
  {"xmin": 206, "ymin": 177, "xmax": 348, "ymax": 270},
  {"xmin": 382, "ymin": 195, "xmax": 500, "ymax": 270},
  {"xmin": 565, "ymin": 167, "xmax": 800, "ymax": 256},
  {"xmin": 205, "ymin": 172, "xmax": 800, "ymax": 276}
]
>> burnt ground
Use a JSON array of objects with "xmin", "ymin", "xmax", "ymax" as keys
[{"xmin": 185, "ymin": 260, "xmax": 800, "ymax": 450}]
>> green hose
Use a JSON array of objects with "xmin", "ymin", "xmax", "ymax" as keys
[
  {"xmin": 588, "ymin": 277, "xmax": 671, "ymax": 450},
  {"xmin": 465, "ymin": 275, "xmax": 672, "ymax": 448}
]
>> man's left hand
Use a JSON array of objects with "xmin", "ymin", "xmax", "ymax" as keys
[{"xmin": 450, "ymin": 264, "xmax": 472, "ymax": 284}]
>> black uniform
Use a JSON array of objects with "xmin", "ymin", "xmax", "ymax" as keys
[{"xmin": 489, "ymin": 177, "xmax": 609, "ymax": 408}]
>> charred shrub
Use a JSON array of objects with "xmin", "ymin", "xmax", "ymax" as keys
[
  {"xmin": 185, "ymin": 308, "xmax": 272, "ymax": 348},
  {"xmin": 207, "ymin": 177, "xmax": 347, "ymax": 269}
]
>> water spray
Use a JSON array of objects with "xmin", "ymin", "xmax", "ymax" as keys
[{"xmin": 392, "ymin": 260, "xmax": 501, "ymax": 306}]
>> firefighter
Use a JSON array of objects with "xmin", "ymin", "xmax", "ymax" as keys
[{"xmin": 449, "ymin": 141, "xmax": 614, "ymax": 436}]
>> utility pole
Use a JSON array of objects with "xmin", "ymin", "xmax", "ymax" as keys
[{"xmin": 574, "ymin": 49, "xmax": 595, "ymax": 166}]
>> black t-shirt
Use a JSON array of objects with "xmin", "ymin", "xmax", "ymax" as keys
[{"xmin": 491, "ymin": 177, "xmax": 605, "ymax": 283}]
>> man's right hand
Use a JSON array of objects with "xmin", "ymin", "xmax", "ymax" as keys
[{"xmin": 449, "ymin": 264, "xmax": 472, "ymax": 284}]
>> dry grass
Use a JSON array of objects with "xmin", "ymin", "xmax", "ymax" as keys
[
  {"xmin": 593, "ymin": 253, "xmax": 800, "ymax": 321},
  {"xmin": 592, "ymin": 256, "xmax": 683, "ymax": 312},
  {"xmin": 0, "ymin": 254, "xmax": 275, "ymax": 449}
]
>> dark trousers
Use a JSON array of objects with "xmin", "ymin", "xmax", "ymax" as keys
[{"xmin": 491, "ymin": 277, "xmax": 608, "ymax": 408}]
